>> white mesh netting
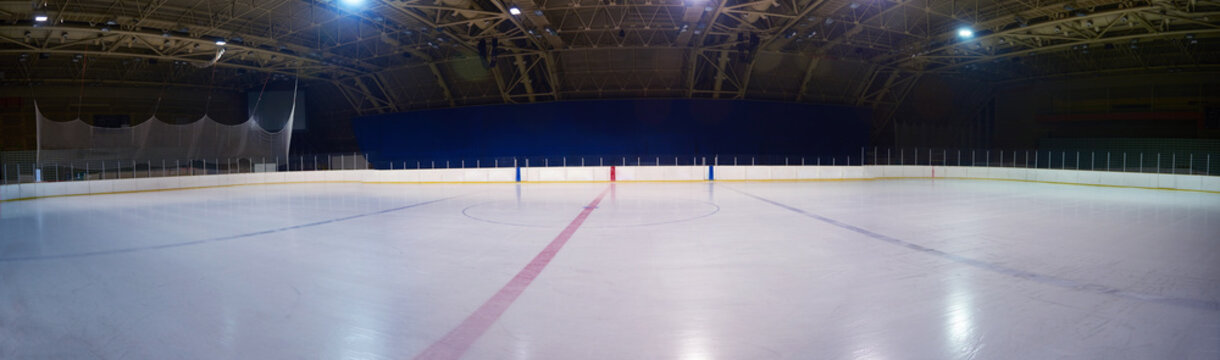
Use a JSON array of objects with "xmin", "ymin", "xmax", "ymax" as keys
[{"xmin": 36, "ymin": 88, "xmax": 295, "ymax": 165}]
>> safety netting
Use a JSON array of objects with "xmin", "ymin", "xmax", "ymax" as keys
[{"xmin": 36, "ymin": 86, "xmax": 295, "ymax": 166}]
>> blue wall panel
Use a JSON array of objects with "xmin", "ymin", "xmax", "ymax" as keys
[{"xmin": 352, "ymin": 99, "xmax": 869, "ymax": 167}]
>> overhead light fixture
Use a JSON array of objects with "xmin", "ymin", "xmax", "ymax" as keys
[
  {"xmin": 215, "ymin": 39, "xmax": 227, "ymax": 46},
  {"xmin": 508, "ymin": 5, "xmax": 521, "ymax": 15},
  {"xmin": 341, "ymin": 0, "xmax": 364, "ymax": 5},
  {"xmin": 34, "ymin": 12, "xmax": 48, "ymax": 22},
  {"xmin": 957, "ymin": 28, "xmax": 974, "ymax": 39}
]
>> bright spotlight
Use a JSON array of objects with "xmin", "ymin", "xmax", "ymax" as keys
[
  {"xmin": 341, "ymin": 0, "xmax": 364, "ymax": 5},
  {"xmin": 957, "ymin": 28, "xmax": 974, "ymax": 39},
  {"xmin": 34, "ymin": 14, "xmax": 49, "ymax": 22},
  {"xmin": 508, "ymin": 5, "xmax": 522, "ymax": 15},
  {"xmin": 215, "ymin": 39, "xmax": 227, "ymax": 46}
]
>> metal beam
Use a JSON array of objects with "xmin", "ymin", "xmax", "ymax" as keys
[
  {"xmin": 738, "ymin": 0, "xmax": 831, "ymax": 97},
  {"xmin": 514, "ymin": 54, "xmax": 537, "ymax": 102},
  {"xmin": 794, "ymin": 55, "xmax": 820, "ymax": 101}
]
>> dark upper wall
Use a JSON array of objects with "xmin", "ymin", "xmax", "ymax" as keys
[
  {"xmin": 352, "ymin": 99, "xmax": 870, "ymax": 167},
  {"xmin": 887, "ymin": 75, "xmax": 995, "ymax": 149},
  {"xmin": 994, "ymin": 72, "xmax": 1220, "ymax": 149},
  {"xmin": 885, "ymin": 71, "xmax": 1220, "ymax": 150}
]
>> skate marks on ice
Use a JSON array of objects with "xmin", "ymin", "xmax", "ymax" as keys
[{"xmin": 724, "ymin": 185, "xmax": 1220, "ymax": 312}]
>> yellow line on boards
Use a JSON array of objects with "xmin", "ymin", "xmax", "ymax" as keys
[
  {"xmin": 713, "ymin": 178, "xmax": 879, "ymax": 183},
  {"xmin": 3, "ymin": 174, "xmax": 1216, "ymax": 202},
  {"xmin": 365, "ymin": 181, "xmax": 520, "ymax": 184},
  {"xmin": 923, "ymin": 176, "xmax": 1220, "ymax": 194},
  {"xmin": 0, "ymin": 181, "xmax": 363, "ymax": 202}
]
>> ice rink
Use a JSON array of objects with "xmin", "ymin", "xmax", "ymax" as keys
[{"xmin": 2, "ymin": 179, "xmax": 1218, "ymax": 359}]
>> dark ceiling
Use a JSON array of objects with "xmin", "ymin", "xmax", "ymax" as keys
[{"xmin": 1, "ymin": 0, "xmax": 1217, "ymax": 122}]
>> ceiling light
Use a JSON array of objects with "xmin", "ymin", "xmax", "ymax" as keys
[
  {"xmin": 957, "ymin": 28, "xmax": 974, "ymax": 39},
  {"xmin": 215, "ymin": 39, "xmax": 227, "ymax": 46},
  {"xmin": 34, "ymin": 12, "xmax": 48, "ymax": 22},
  {"xmin": 341, "ymin": 0, "xmax": 364, "ymax": 5},
  {"xmin": 508, "ymin": 6, "xmax": 521, "ymax": 15}
]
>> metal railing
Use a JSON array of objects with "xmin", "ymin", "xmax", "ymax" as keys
[
  {"xmin": 2, "ymin": 148, "xmax": 1216, "ymax": 185},
  {"xmin": 863, "ymin": 147, "xmax": 1215, "ymax": 176}
]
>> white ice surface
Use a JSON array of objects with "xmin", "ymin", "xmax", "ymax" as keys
[{"xmin": 1, "ymin": 180, "xmax": 1218, "ymax": 359}]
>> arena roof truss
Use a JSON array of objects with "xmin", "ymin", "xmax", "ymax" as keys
[{"xmin": 0, "ymin": 0, "xmax": 1215, "ymax": 120}]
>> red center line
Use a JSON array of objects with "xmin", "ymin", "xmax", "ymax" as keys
[{"xmin": 413, "ymin": 186, "xmax": 613, "ymax": 360}]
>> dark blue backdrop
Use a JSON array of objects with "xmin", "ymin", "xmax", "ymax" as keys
[{"xmin": 352, "ymin": 99, "xmax": 869, "ymax": 168}]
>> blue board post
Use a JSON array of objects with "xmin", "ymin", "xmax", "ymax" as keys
[{"xmin": 708, "ymin": 165, "xmax": 714, "ymax": 181}]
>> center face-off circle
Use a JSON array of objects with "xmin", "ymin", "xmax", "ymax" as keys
[{"xmin": 462, "ymin": 198, "xmax": 719, "ymax": 228}]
